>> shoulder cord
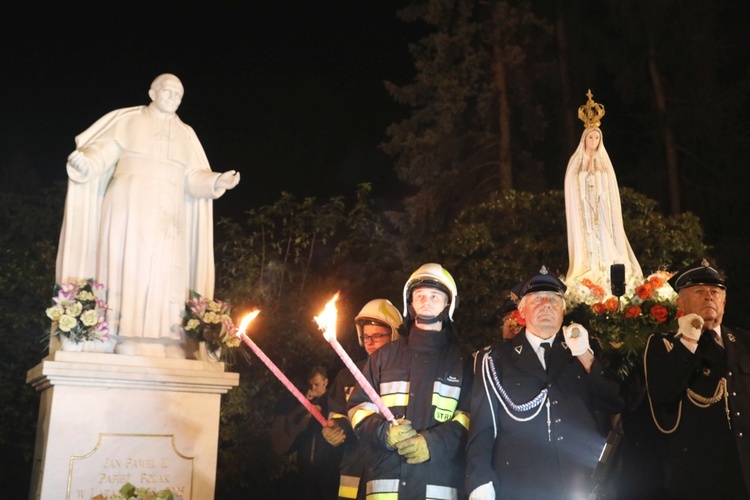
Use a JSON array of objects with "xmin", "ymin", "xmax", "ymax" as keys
[
  {"xmin": 644, "ymin": 334, "xmax": 681, "ymax": 434},
  {"xmin": 644, "ymin": 335, "xmax": 731, "ymax": 434},
  {"xmin": 688, "ymin": 378, "xmax": 731, "ymax": 429},
  {"xmin": 481, "ymin": 350, "xmax": 550, "ymax": 439},
  {"xmin": 687, "ymin": 378, "xmax": 726, "ymax": 407}
]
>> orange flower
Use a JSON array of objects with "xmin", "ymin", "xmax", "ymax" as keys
[
  {"xmin": 509, "ymin": 310, "xmax": 526, "ymax": 326},
  {"xmin": 592, "ymin": 302, "xmax": 607, "ymax": 315},
  {"xmin": 582, "ymin": 278, "xmax": 606, "ymax": 300},
  {"xmin": 648, "ymin": 275, "xmax": 665, "ymax": 289},
  {"xmin": 605, "ymin": 297, "xmax": 619, "ymax": 312},
  {"xmin": 650, "ymin": 305, "xmax": 669, "ymax": 323},
  {"xmin": 625, "ymin": 305, "xmax": 642, "ymax": 318},
  {"xmin": 635, "ymin": 284, "xmax": 653, "ymax": 300}
]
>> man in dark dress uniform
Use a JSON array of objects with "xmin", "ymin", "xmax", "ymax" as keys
[
  {"xmin": 466, "ymin": 267, "xmax": 624, "ymax": 499},
  {"xmin": 644, "ymin": 258, "xmax": 750, "ymax": 499}
]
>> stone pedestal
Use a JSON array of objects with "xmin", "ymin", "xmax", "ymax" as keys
[{"xmin": 26, "ymin": 351, "xmax": 239, "ymax": 500}]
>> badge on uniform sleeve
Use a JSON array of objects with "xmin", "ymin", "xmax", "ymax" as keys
[{"xmin": 514, "ymin": 345, "xmax": 523, "ymax": 355}]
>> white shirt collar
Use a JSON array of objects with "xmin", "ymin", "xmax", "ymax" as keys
[{"xmin": 525, "ymin": 331, "xmax": 555, "ymax": 350}]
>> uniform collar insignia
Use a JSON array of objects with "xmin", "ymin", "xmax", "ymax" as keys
[
  {"xmin": 562, "ymin": 342, "xmax": 569, "ymax": 350},
  {"xmin": 514, "ymin": 345, "xmax": 523, "ymax": 355},
  {"xmin": 727, "ymin": 332, "xmax": 736, "ymax": 343}
]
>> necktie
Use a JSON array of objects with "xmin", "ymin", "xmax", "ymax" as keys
[
  {"xmin": 540, "ymin": 342, "xmax": 551, "ymax": 371},
  {"xmin": 699, "ymin": 329, "xmax": 724, "ymax": 363},
  {"xmin": 709, "ymin": 330, "xmax": 724, "ymax": 350}
]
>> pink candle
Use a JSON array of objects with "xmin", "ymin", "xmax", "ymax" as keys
[
  {"xmin": 238, "ymin": 312, "xmax": 328, "ymax": 427},
  {"xmin": 314, "ymin": 293, "xmax": 396, "ymax": 422}
]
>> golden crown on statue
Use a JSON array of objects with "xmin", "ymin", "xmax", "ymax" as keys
[{"xmin": 577, "ymin": 89, "xmax": 606, "ymax": 129}]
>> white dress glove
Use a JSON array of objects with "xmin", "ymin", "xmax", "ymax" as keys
[
  {"xmin": 563, "ymin": 323, "xmax": 590, "ymax": 356},
  {"xmin": 677, "ymin": 313, "xmax": 704, "ymax": 342},
  {"xmin": 469, "ymin": 481, "xmax": 496, "ymax": 500}
]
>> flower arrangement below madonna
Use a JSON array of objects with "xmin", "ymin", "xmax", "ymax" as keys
[{"xmin": 564, "ymin": 270, "xmax": 681, "ymax": 380}]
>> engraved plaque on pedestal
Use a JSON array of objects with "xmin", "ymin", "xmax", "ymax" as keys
[{"xmin": 68, "ymin": 434, "xmax": 193, "ymax": 500}]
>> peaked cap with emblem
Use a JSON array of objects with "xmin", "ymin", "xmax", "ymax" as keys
[
  {"xmin": 518, "ymin": 266, "xmax": 567, "ymax": 299},
  {"xmin": 667, "ymin": 258, "xmax": 726, "ymax": 292}
]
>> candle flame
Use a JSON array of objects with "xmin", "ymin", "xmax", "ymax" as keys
[
  {"xmin": 314, "ymin": 292, "xmax": 340, "ymax": 340},
  {"xmin": 238, "ymin": 310, "xmax": 261, "ymax": 336}
]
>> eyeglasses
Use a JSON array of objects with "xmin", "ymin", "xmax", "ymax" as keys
[{"xmin": 361, "ymin": 333, "xmax": 391, "ymax": 343}]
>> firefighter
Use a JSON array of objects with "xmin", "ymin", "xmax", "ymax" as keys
[
  {"xmin": 347, "ymin": 263, "xmax": 472, "ymax": 499},
  {"xmin": 322, "ymin": 298, "xmax": 403, "ymax": 499}
]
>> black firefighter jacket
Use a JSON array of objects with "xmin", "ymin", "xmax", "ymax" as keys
[{"xmin": 348, "ymin": 325, "xmax": 472, "ymax": 500}]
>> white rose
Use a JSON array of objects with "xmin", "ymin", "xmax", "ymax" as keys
[
  {"xmin": 204, "ymin": 311, "xmax": 220, "ymax": 324},
  {"xmin": 224, "ymin": 336, "xmax": 241, "ymax": 348},
  {"xmin": 66, "ymin": 302, "xmax": 83, "ymax": 317},
  {"xmin": 46, "ymin": 306, "xmax": 63, "ymax": 321},
  {"xmin": 76, "ymin": 290, "xmax": 95, "ymax": 301},
  {"xmin": 81, "ymin": 309, "xmax": 99, "ymax": 327},
  {"xmin": 59, "ymin": 315, "xmax": 78, "ymax": 332}
]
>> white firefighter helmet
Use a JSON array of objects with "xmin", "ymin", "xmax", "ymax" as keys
[
  {"xmin": 355, "ymin": 298, "xmax": 403, "ymax": 346},
  {"xmin": 402, "ymin": 263, "xmax": 458, "ymax": 321}
]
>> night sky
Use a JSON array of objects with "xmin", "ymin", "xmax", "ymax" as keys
[
  {"xmin": 1, "ymin": 3, "xmax": 423, "ymax": 218},
  {"xmin": 4, "ymin": 3, "xmax": 749, "ymax": 302}
]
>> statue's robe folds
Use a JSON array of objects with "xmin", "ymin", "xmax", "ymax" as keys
[
  {"xmin": 56, "ymin": 106, "xmax": 226, "ymax": 349},
  {"xmin": 564, "ymin": 127, "xmax": 642, "ymax": 294}
]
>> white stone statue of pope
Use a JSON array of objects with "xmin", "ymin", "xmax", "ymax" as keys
[{"xmin": 55, "ymin": 73, "xmax": 240, "ymax": 357}]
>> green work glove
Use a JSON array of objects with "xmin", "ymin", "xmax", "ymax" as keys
[
  {"xmin": 385, "ymin": 418, "xmax": 416, "ymax": 448},
  {"xmin": 396, "ymin": 433, "xmax": 430, "ymax": 464}
]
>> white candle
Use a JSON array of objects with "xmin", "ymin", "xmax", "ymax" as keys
[
  {"xmin": 314, "ymin": 293, "xmax": 396, "ymax": 422},
  {"xmin": 238, "ymin": 311, "xmax": 328, "ymax": 427}
]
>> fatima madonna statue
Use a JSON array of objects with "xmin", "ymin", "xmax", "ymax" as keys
[{"xmin": 564, "ymin": 90, "xmax": 642, "ymax": 295}]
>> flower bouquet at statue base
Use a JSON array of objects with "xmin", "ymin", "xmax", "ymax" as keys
[
  {"xmin": 92, "ymin": 482, "xmax": 180, "ymax": 500},
  {"xmin": 46, "ymin": 279, "xmax": 111, "ymax": 352},
  {"xmin": 182, "ymin": 292, "xmax": 242, "ymax": 363}
]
